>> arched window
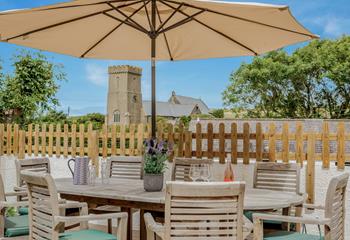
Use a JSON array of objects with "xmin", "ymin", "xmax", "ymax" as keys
[{"xmin": 113, "ymin": 110, "xmax": 120, "ymax": 123}]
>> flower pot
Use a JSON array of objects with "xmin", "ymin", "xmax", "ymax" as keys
[{"xmin": 143, "ymin": 173, "xmax": 164, "ymax": 192}]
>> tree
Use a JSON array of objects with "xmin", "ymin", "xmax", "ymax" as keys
[
  {"xmin": 222, "ymin": 36, "xmax": 350, "ymax": 119},
  {"xmin": 210, "ymin": 108, "xmax": 224, "ymax": 118},
  {"xmin": 0, "ymin": 51, "xmax": 65, "ymax": 125}
]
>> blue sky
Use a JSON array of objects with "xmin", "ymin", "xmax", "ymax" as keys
[{"xmin": 0, "ymin": 0, "xmax": 349, "ymax": 115}]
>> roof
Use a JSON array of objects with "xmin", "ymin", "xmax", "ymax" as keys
[
  {"xmin": 142, "ymin": 101, "xmax": 197, "ymax": 117},
  {"xmin": 170, "ymin": 95, "xmax": 210, "ymax": 114}
]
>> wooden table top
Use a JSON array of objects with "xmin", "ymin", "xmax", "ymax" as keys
[{"xmin": 55, "ymin": 178, "xmax": 304, "ymax": 211}]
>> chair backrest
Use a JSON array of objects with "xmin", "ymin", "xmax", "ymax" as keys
[
  {"xmin": 164, "ymin": 181, "xmax": 245, "ymax": 240},
  {"xmin": 324, "ymin": 173, "xmax": 349, "ymax": 240},
  {"xmin": 15, "ymin": 157, "xmax": 51, "ymax": 187},
  {"xmin": 171, "ymin": 158, "xmax": 213, "ymax": 181},
  {"xmin": 107, "ymin": 156, "xmax": 143, "ymax": 179},
  {"xmin": 253, "ymin": 162, "xmax": 300, "ymax": 194},
  {"xmin": 21, "ymin": 171, "xmax": 60, "ymax": 240}
]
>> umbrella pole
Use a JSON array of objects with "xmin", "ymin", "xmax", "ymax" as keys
[{"xmin": 151, "ymin": 0, "xmax": 156, "ymax": 138}]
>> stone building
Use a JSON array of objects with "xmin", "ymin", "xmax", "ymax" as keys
[{"xmin": 106, "ymin": 65, "xmax": 210, "ymax": 125}]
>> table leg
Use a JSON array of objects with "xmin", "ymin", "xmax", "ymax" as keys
[
  {"xmin": 282, "ymin": 207, "xmax": 290, "ymax": 230},
  {"xmin": 140, "ymin": 209, "xmax": 146, "ymax": 240},
  {"xmin": 121, "ymin": 207, "xmax": 133, "ymax": 240},
  {"xmin": 295, "ymin": 205, "xmax": 303, "ymax": 232}
]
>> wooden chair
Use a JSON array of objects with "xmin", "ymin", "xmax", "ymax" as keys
[
  {"xmin": 144, "ymin": 181, "xmax": 253, "ymax": 240},
  {"xmin": 248, "ymin": 162, "xmax": 303, "ymax": 231},
  {"xmin": 92, "ymin": 156, "xmax": 144, "ymax": 233},
  {"xmin": 107, "ymin": 155, "xmax": 144, "ymax": 179},
  {"xmin": 21, "ymin": 170, "xmax": 128, "ymax": 240},
  {"xmin": 253, "ymin": 172, "xmax": 349, "ymax": 240},
  {"xmin": 253, "ymin": 162, "xmax": 300, "ymax": 194},
  {"xmin": 171, "ymin": 157, "xmax": 213, "ymax": 181},
  {"xmin": 15, "ymin": 157, "xmax": 51, "ymax": 190},
  {"xmin": 0, "ymin": 174, "xmax": 28, "ymax": 238}
]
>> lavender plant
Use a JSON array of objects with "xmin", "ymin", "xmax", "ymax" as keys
[{"xmin": 143, "ymin": 138, "xmax": 173, "ymax": 174}]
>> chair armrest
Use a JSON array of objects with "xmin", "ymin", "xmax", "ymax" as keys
[
  {"xmin": 54, "ymin": 212, "xmax": 128, "ymax": 228},
  {"xmin": 144, "ymin": 213, "xmax": 165, "ymax": 240},
  {"xmin": 0, "ymin": 200, "xmax": 29, "ymax": 208},
  {"xmin": 303, "ymin": 203, "xmax": 325, "ymax": 210},
  {"xmin": 13, "ymin": 186, "xmax": 27, "ymax": 192},
  {"xmin": 5, "ymin": 191, "xmax": 27, "ymax": 197},
  {"xmin": 253, "ymin": 213, "xmax": 330, "ymax": 225},
  {"xmin": 58, "ymin": 201, "xmax": 87, "ymax": 210}
]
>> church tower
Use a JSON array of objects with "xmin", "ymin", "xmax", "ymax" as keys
[{"xmin": 106, "ymin": 65, "xmax": 143, "ymax": 125}]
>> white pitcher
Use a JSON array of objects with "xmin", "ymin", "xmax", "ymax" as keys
[{"xmin": 68, "ymin": 157, "xmax": 90, "ymax": 185}]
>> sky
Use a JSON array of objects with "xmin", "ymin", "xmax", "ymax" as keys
[{"xmin": 0, "ymin": 0, "xmax": 349, "ymax": 115}]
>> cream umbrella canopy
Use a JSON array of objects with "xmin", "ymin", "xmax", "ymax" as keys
[{"xmin": 0, "ymin": 0, "xmax": 317, "ymax": 137}]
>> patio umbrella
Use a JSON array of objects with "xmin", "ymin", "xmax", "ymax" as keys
[{"xmin": 0, "ymin": 0, "xmax": 317, "ymax": 137}]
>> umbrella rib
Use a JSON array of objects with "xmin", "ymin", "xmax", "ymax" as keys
[
  {"xmin": 160, "ymin": 0, "xmax": 258, "ymax": 55},
  {"xmin": 142, "ymin": 0, "xmax": 153, "ymax": 32},
  {"xmin": 157, "ymin": 9, "xmax": 205, "ymax": 35},
  {"xmin": 80, "ymin": 1, "xmax": 148, "ymax": 58},
  {"xmin": 156, "ymin": 3, "xmax": 184, "ymax": 33},
  {"xmin": 155, "ymin": 3, "xmax": 173, "ymax": 61},
  {"xmin": 4, "ymin": 8, "xmax": 115, "ymax": 42},
  {"xmin": 107, "ymin": 2, "xmax": 148, "ymax": 33},
  {"xmin": 164, "ymin": 0, "xmax": 317, "ymax": 39},
  {"xmin": 103, "ymin": 12, "xmax": 149, "ymax": 34}
]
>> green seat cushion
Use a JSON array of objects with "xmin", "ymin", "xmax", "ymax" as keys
[
  {"xmin": 264, "ymin": 231, "xmax": 323, "ymax": 240},
  {"xmin": 18, "ymin": 207, "xmax": 29, "ymax": 215},
  {"xmin": 4, "ymin": 215, "xmax": 29, "ymax": 237},
  {"xmin": 59, "ymin": 229, "xmax": 117, "ymax": 240},
  {"xmin": 245, "ymin": 211, "xmax": 296, "ymax": 230}
]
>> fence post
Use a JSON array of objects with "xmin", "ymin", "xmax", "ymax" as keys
[
  {"xmin": 207, "ymin": 123, "xmax": 213, "ymax": 159},
  {"xmin": 48, "ymin": 124, "xmax": 53, "ymax": 157},
  {"xmin": 231, "ymin": 123, "xmax": 237, "ymax": 164},
  {"xmin": 13, "ymin": 124, "xmax": 19, "ymax": 155},
  {"xmin": 322, "ymin": 122, "xmax": 330, "ymax": 169},
  {"xmin": 111, "ymin": 124, "xmax": 117, "ymax": 156},
  {"xmin": 63, "ymin": 124, "xmax": 68, "ymax": 158},
  {"xmin": 56, "ymin": 124, "xmax": 61, "ymax": 157},
  {"xmin": 0, "ymin": 124, "xmax": 3, "ymax": 156},
  {"xmin": 34, "ymin": 124, "xmax": 39, "ymax": 157},
  {"xmin": 282, "ymin": 122, "xmax": 289, "ymax": 163},
  {"xmin": 6, "ymin": 124, "xmax": 12, "ymax": 156},
  {"xmin": 71, "ymin": 124, "xmax": 77, "ymax": 157},
  {"xmin": 177, "ymin": 123, "xmax": 184, "ymax": 157},
  {"xmin": 28, "ymin": 124, "xmax": 33, "ymax": 156},
  {"xmin": 129, "ymin": 124, "xmax": 135, "ymax": 156},
  {"xmin": 89, "ymin": 130, "xmax": 99, "ymax": 174},
  {"xmin": 295, "ymin": 122, "xmax": 303, "ymax": 167},
  {"xmin": 167, "ymin": 123, "xmax": 174, "ymax": 161},
  {"xmin": 102, "ymin": 124, "xmax": 108, "ymax": 158},
  {"xmin": 18, "ymin": 130, "xmax": 26, "ymax": 159},
  {"xmin": 184, "ymin": 130, "xmax": 192, "ymax": 158},
  {"xmin": 306, "ymin": 132, "xmax": 315, "ymax": 204},
  {"xmin": 120, "ymin": 124, "xmax": 126, "ymax": 156},
  {"xmin": 41, "ymin": 124, "xmax": 46, "ymax": 157},
  {"xmin": 243, "ymin": 123, "xmax": 250, "ymax": 164},
  {"xmin": 337, "ymin": 122, "xmax": 345, "ymax": 170},
  {"xmin": 255, "ymin": 123, "xmax": 263, "ymax": 161},
  {"xmin": 268, "ymin": 123, "xmax": 276, "ymax": 162},
  {"xmin": 219, "ymin": 123, "xmax": 225, "ymax": 164},
  {"xmin": 196, "ymin": 123, "xmax": 202, "ymax": 158},
  {"xmin": 79, "ymin": 124, "xmax": 85, "ymax": 157}
]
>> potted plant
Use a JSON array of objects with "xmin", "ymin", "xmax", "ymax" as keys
[{"xmin": 143, "ymin": 138, "xmax": 172, "ymax": 192}]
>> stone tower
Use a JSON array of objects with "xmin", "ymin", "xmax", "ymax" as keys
[{"xmin": 106, "ymin": 65, "xmax": 143, "ymax": 125}]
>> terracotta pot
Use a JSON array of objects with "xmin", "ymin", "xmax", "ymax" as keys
[{"xmin": 143, "ymin": 173, "xmax": 164, "ymax": 192}]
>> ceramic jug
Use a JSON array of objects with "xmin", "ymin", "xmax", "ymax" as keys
[{"xmin": 68, "ymin": 157, "xmax": 89, "ymax": 185}]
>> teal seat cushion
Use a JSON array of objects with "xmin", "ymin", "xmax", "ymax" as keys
[
  {"xmin": 59, "ymin": 229, "xmax": 117, "ymax": 240},
  {"xmin": 4, "ymin": 215, "xmax": 29, "ymax": 237},
  {"xmin": 264, "ymin": 231, "xmax": 323, "ymax": 240},
  {"xmin": 18, "ymin": 207, "xmax": 29, "ymax": 215}
]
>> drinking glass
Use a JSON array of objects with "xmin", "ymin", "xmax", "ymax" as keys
[
  {"xmin": 89, "ymin": 165, "xmax": 96, "ymax": 186},
  {"xmin": 200, "ymin": 164, "xmax": 211, "ymax": 182},
  {"xmin": 189, "ymin": 164, "xmax": 201, "ymax": 182},
  {"xmin": 101, "ymin": 159, "xmax": 109, "ymax": 184}
]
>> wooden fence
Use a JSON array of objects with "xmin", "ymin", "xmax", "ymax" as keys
[{"xmin": 0, "ymin": 121, "xmax": 348, "ymax": 203}]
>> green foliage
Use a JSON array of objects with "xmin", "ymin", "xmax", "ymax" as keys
[
  {"xmin": 179, "ymin": 116, "xmax": 191, "ymax": 128},
  {"xmin": 0, "ymin": 51, "xmax": 65, "ymax": 125},
  {"xmin": 210, "ymin": 108, "xmax": 224, "ymax": 118},
  {"xmin": 222, "ymin": 36, "xmax": 350, "ymax": 119},
  {"xmin": 5, "ymin": 207, "xmax": 17, "ymax": 217},
  {"xmin": 143, "ymin": 153, "xmax": 168, "ymax": 174}
]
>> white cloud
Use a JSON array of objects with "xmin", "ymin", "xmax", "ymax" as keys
[
  {"xmin": 85, "ymin": 63, "xmax": 108, "ymax": 86},
  {"xmin": 306, "ymin": 15, "xmax": 350, "ymax": 37}
]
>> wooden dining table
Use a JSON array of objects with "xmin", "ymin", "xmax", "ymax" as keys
[{"xmin": 55, "ymin": 178, "xmax": 304, "ymax": 240}]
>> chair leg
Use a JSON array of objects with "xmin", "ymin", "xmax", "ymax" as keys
[{"xmin": 108, "ymin": 219, "xmax": 112, "ymax": 234}]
